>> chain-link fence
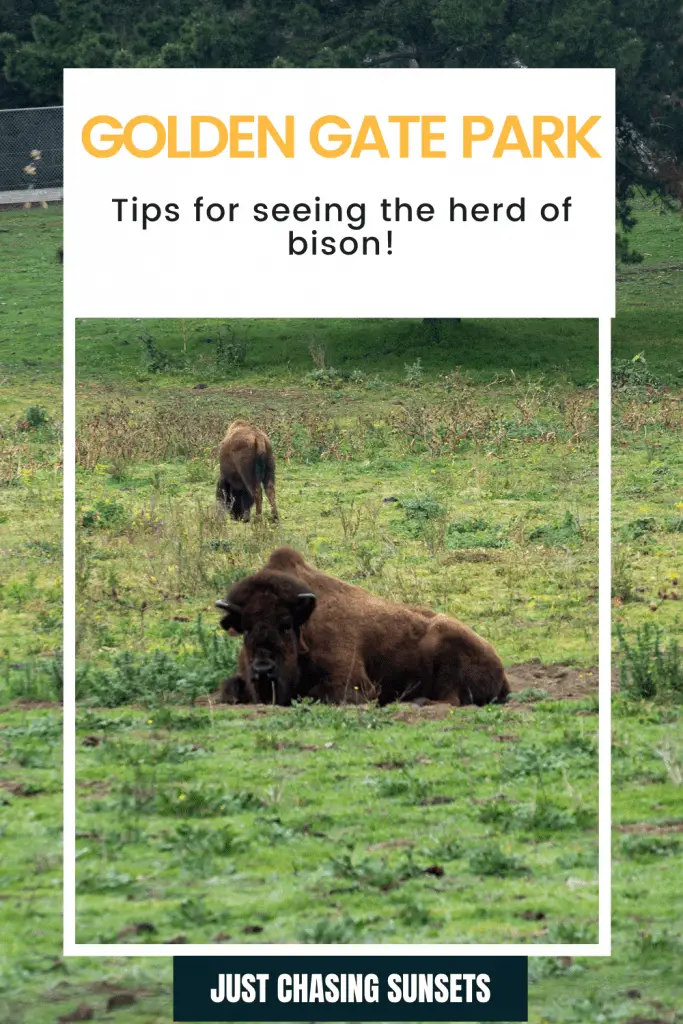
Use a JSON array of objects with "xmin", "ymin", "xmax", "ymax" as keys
[{"xmin": 0, "ymin": 105, "xmax": 63, "ymax": 195}]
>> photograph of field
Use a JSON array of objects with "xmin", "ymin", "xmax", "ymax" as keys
[
  {"xmin": 68, "ymin": 309, "xmax": 604, "ymax": 944},
  {"xmin": 0, "ymin": 198, "xmax": 681, "ymax": 1017}
]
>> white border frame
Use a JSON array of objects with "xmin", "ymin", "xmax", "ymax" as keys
[{"xmin": 63, "ymin": 315, "xmax": 611, "ymax": 958}]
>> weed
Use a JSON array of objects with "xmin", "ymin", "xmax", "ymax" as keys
[
  {"xmin": 613, "ymin": 352, "xmax": 662, "ymax": 391},
  {"xmin": 546, "ymin": 921, "xmax": 597, "ymax": 943},
  {"xmin": 398, "ymin": 901, "xmax": 435, "ymax": 928},
  {"xmin": 470, "ymin": 842, "xmax": 528, "ymax": 877},
  {"xmin": 514, "ymin": 688, "xmax": 551, "ymax": 704},
  {"xmin": 620, "ymin": 833, "xmax": 681, "ymax": 859},
  {"xmin": 139, "ymin": 328, "xmax": 172, "ymax": 374},
  {"xmin": 557, "ymin": 848, "xmax": 599, "ymax": 870},
  {"xmin": 215, "ymin": 324, "xmax": 248, "ymax": 371},
  {"xmin": 376, "ymin": 768, "xmax": 432, "ymax": 803},
  {"xmin": 617, "ymin": 624, "xmax": 682, "ymax": 701},
  {"xmin": 325, "ymin": 850, "xmax": 421, "ymax": 890},
  {"xmin": 76, "ymin": 619, "xmax": 237, "ymax": 706},
  {"xmin": 156, "ymin": 784, "xmax": 263, "ymax": 818},
  {"xmin": 170, "ymin": 897, "xmax": 221, "ymax": 927},
  {"xmin": 20, "ymin": 405, "xmax": 50, "ymax": 430},
  {"xmin": 447, "ymin": 517, "xmax": 507, "ymax": 550},
  {"xmin": 305, "ymin": 366, "xmax": 343, "ymax": 387},
  {"xmin": 478, "ymin": 797, "xmax": 516, "ymax": 831},
  {"xmin": 528, "ymin": 511, "xmax": 582, "ymax": 547},
  {"xmin": 160, "ymin": 823, "xmax": 240, "ymax": 865},
  {"xmin": 401, "ymin": 495, "xmax": 446, "ymax": 529},
  {"xmin": 635, "ymin": 929, "xmax": 680, "ymax": 955},
  {"xmin": 612, "ymin": 548, "xmax": 636, "ymax": 603},
  {"xmin": 622, "ymin": 515, "xmax": 657, "ymax": 541},
  {"xmin": 404, "ymin": 358, "xmax": 423, "ymax": 387},
  {"xmin": 80, "ymin": 498, "xmax": 130, "ymax": 531},
  {"xmin": 299, "ymin": 916, "xmax": 363, "ymax": 943}
]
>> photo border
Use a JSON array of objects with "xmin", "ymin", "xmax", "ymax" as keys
[{"xmin": 63, "ymin": 315, "xmax": 611, "ymax": 958}]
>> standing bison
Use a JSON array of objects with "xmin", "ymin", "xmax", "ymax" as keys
[
  {"xmin": 216, "ymin": 547, "xmax": 509, "ymax": 707},
  {"xmin": 216, "ymin": 420, "xmax": 278, "ymax": 522}
]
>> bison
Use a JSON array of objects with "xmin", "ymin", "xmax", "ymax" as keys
[
  {"xmin": 216, "ymin": 547, "xmax": 509, "ymax": 707},
  {"xmin": 216, "ymin": 420, "xmax": 278, "ymax": 522}
]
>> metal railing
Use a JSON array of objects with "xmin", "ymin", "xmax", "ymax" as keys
[{"xmin": 0, "ymin": 105, "xmax": 63, "ymax": 199}]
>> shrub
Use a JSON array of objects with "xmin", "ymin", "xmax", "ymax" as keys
[
  {"xmin": 76, "ymin": 617, "xmax": 238, "ymax": 706},
  {"xmin": 80, "ymin": 498, "xmax": 129, "ymax": 531},
  {"xmin": 612, "ymin": 352, "xmax": 662, "ymax": 391},
  {"xmin": 139, "ymin": 329, "xmax": 172, "ymax": 374},
  {"xmin": 404, "ymin": 358, "xmax": 423, "ymax": 388},
  {"xmin": 528, "ymin": 511, "xmax": 582, "ymax": 546},
  {"xmin": 447, "ymin": 517, "xmax": 507, "ymax": 550},
  {"xmin": 401, "ymin": 495, "xmax": 446, "ymax": 524},
  {"xmin": 622, "ymin": 516, "xmax": 657, "ymax": 541},
  {"xmin": 21, "ymin": 406, "xmax": 50, "ymax": 430},
  {"xmin": 617, "ymin": 624, "xmax": 682, "ymax": 701},
  {"xmin": 215, "ymin": 325, "xmax": 247, "ymax": 371},
  {"xmin": 469, "ymin": 842, "xmax": 528, "ymax": 877},
  {"xmin": 612, "ymin": 548, "xmax": 635, "ymax": 602},
  {"xmin": 620, "ymin": 833, "xmax": 682, "ymax": 860},
  {"xmin": 304, "ymin": 366, "xmax": 343, "ymax": 387}
]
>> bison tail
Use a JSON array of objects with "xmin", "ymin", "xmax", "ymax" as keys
[{"xmin": 253, "ymin": 437, "xmax": 268, "ymax": 483}]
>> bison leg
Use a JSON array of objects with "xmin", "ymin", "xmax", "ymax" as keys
[
  {"xmin": 263, "ymin": 457, "xmax": 279, "ymax": 520},
  {"xmin": 216, "ymin": 477, "xmax": 231, "ymax": 514},
  {"xmin": 264, "ymin": 480, "xmax": 278, "ymax": 521},
  {"xmin": 254, "ymin": 484, "xmax": 263, "ymax": 518}
]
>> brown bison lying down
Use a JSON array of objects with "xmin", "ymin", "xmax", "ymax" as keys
[
  {"xmin": 216, "ymin": 419, "xmax": 278, "ymax": 522},
  {"xmin": 216, "ymin": 547, "xmax": 509, "ymax": 707}
]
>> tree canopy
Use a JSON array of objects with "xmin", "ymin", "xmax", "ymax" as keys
[{"xmin": 1, "ymin": 0, "xmax": 682, "ymax": 250}]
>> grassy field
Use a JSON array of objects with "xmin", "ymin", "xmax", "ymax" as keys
[
  {"xmin": 0, "ymin": 198, "xmax": 681, "ymax": 1020},
  {"xmin": 72, "ymin": 313, "xmax": 602, "ymax": 944}
]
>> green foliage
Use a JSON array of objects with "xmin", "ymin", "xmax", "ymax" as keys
[
  {"xmin": 20, "ymin": 405, "xmax": 50, "ymax": 429},
  {"xmin": 214, "ymin": 325, "xmax": 248, "ymax": 372},
  {"xmin": 401, "ymin": 494, "xmax": 446, "ymax": 524},
  {"xmin": 620, "ymin": 833, "xmax": 682, "ymax": 860},
  {"xmin": 617, "ymin": 624, "xmax": 682, "ymax": 701},
  {"xmin": 447, "ymin": 516, "xmax": 507, "ymax": 550},
  {"xmin": 622, "ymin": 516, "xmax": 657, "ymax": 541},
  {"xmin": 304, "ymin": 366, "xmax": 343, "ymax": 387},
  {"xmin": 139, "ymin": 329, "xmax": 172, "ymax": 375},
  {"xmin": 469, "ymin": 842, "xmax": 528, "ymax": 877},
  {"xmin": 80, "ymin": 498, "xmax": 129, "ymax": 530},
  {"xmin": 404, "ymin": 358, "xmax": 423, "ymax": 388},
  {"xmin": 2, "ymin": 1, "xmax": 682, "ymax": 249},
  {"xmin": 76, "ymin": 616, "xmax": 238, "ymax": 706},
  {"xmin": 613, "ymin": 352, "xmax": 663, "ymax": 391},
  {"xmin": 528, "ymin": 511, "xmax": 583, "ymax": 547}
]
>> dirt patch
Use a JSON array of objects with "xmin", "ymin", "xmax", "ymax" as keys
[
  {"xmin": 0, "ymin": 780, "xmax": 44, "ymax": 797},
  {"xmin": 0, "ymin": 700, "xmax": 60, "ymax": 714},
  {"xmin": 506, "ymin": 662, "xmax": 599, "ymax": 701},
  {"xmin": 616, "ymin": 820, "xmax": 683, "ymax": 836}
]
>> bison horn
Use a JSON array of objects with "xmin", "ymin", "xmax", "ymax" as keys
[
  {"xmin": 215, "ymin": 599, "xmax": 239, "ymax": 612},
  {"xmin": 294, "ymin": 591, "xmax": 317, "ymax": 626}
]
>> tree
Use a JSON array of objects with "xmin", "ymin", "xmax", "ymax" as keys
[{"xmin": 2, "ymin": 0, "xmax": 682, "ymax": 250}]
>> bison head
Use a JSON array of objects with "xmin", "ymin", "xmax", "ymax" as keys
[{"xmin": 216, "ymin": 570, "xmax": 316, "ymax": 706}]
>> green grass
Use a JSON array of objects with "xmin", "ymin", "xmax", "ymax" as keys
[
  {"xmin": 0, "ymin": 200, "xmax": 682, "ymax": 1021},
  {"xmin": 75, "ymin": 700, "xmax": 598, "ymax": 945}
]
